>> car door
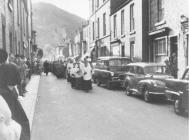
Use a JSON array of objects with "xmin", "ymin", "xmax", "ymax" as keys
[
  {"xmin": 135, "ymin": 66, "xmax": 145, "ymax": 93},
  {"xmin": 100, "ymin": 60, "xmax": 110, "ymax": 84},
  {"xmin": 125, "ymin": 66, "xmax": 136, "ymax": 89}
]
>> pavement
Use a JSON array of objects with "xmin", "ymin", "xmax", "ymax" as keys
[
  {"xmin": 31, "ymin": 74, "xmax": 188, "ymax": 140},
  {"xmin": 19, "ymin": 75, "xmax": 41, "ymax": 129}
]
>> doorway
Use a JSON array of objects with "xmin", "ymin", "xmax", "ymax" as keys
[{"xmin": 170, "ymin": 36, "xmax": 178, "ymax": 57}]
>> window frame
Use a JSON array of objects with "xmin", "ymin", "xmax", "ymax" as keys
[
  {"xmin": 103, "ymin": 12, "xmax": 106, "ymax": 36},
  {"xmin": 113, "ymin": 14, "xmax": 117, "ymax": 38},
  {"xmin": 121, "ymin": 10, "xmax": 125, "ymax": 35},
  {"xmin": 130, "ymin": 3, "xmax": 135, "ymax": 32}
]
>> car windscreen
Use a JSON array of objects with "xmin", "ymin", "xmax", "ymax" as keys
[
  {"xmin": 183, "ymin": 69, "xmax": 189, "ymax": 80},
  {"xmin": 109, "ymin": 59, "xmax": 130, "ymax": 66},
  {"xmin": 109, "ymin": 59, "xmax": 130, "ymax": 72},
  {"xmin": 144, "ymin": 66, "xmax": 167, "ymax": 74}
]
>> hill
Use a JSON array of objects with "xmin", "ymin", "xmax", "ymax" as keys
[{"xmin": 32, "ymin": 2, "xmax": 85, "ymax": 58}]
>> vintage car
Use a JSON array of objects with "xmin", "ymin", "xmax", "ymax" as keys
[
  {"xmin": 165, "ymin": 66, "xmax": 189, "ymax": 115},
  {"xmin": 124, "ymin": 62, "xmax": 174, "ymax": 102},
  {"xmin": 92, "ymin": 56, "xmax": 131, "ymax": 89}
]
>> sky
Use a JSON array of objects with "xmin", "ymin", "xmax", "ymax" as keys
[{"xmin": 32, "ymin": 0, "xmax": 89, "ymax": 19}]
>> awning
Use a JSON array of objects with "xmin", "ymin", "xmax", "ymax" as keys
[{"xmin": 148, "ymin": 28, "xmax": 168, "ymax": 36}]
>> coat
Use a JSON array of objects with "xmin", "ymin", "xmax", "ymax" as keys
[{"xmin": 0, "ymin": 88, "xmax": 30, "ymax": 140}]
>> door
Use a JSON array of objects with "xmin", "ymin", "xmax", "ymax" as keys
[{"xmin": 170, "ymin": 36, "xmax": 178, "ymax": 78}]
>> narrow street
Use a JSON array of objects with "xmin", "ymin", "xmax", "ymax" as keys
[{"xmin": 31, "ymin": 74, "xmax": 188, "ymax": 140}]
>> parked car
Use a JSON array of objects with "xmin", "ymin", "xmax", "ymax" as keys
[
  {"xmin": 92, "ymin": 56, "xmax": 131, "ymax": 89},
  {"xmin": 165, "ymin": 66, "xmax": 189, "ymax": 115},
  {"xmin": 124, "ymin": 62, "xmax": 174, "ymax": 102}
]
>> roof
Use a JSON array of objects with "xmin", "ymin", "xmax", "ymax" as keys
[
  {"xmin": 98, "ymin": 56, "xmax": 131, "ymax": 61},
  {"xmin": 127, "ymin": 62, "xmax": 165, "ymax": 67}
]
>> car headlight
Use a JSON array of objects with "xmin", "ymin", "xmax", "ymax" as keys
[{"xmin": 151, "ymin": 81, "xmax": 165, "ymax": 87}]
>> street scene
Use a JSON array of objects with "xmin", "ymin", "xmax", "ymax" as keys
[{"xmin": 0, "ymin": 0, "xmax": 189, "ymax": 140}]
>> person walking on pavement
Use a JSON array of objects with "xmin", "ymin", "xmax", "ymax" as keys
[
  {"xmin": 0, "ymin": 49, "xmax": 30, "ymax": 140},
  {"xmin": 66, "ymin": 59, "xmax": 73, "ymax": 82},
  {"xmin": 82, "ymin": 58, "xmax": 92, "ymax": 92}
]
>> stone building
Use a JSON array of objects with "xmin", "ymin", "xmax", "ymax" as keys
[
  {"xmin": 110, "ymin": 0, "xmax": 148, "ymax": 61},
  {"xmin": 148, "ymin": 0, "xmax": 189, "ymax": 77},
  {"xmin": 0, "ymin": 0, "xmax": 33, "ymax": 58}
]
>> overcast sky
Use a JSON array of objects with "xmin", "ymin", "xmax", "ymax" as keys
[{"xmin": 32, "ymin": 0, "xmax": 89, "ymax": 19}]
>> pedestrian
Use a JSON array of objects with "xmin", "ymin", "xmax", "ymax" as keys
[
  {"xmin": 70, "ymin": 63, "xmax": 77, "ymax": 88},
  {"xmin": 82, "ymin": 58, "xmax": 92, "ymax": 92},
  {"xmin": 66, "ymin": 59, "xmax": 73, "ymax": 82},
  {"xmin": 0, "ymin": 95, "xmax": 21, "ymax": 140},
  {"xmin": 75, "ymin": 62, "xmax": 83, "ymax": 90},
  {"xmin": 0, "ymin": 49, "xmax": 30, "ymax": 140},
  {"xmin": 43, "ymin": 60, "xmax": 49, "ymax": 76}
]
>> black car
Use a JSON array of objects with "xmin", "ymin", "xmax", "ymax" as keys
[
  {"xmin": 165, "ymin": 66, "xmax": 189, "ymax": 115},
  {"xmin": 124, "ymin": 62, "xmax": 173, "ymax": 102},
  {"xmin": 92, "ymin": 56, "xmax": 131, "ymax": 89}
]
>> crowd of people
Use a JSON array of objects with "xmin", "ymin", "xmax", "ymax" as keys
[
  {"xmin": 67, "ymin": 57, "xmax": 93, "ymax": 92},
  {"xmin": 0, "ymin": 49, "xmax": 30, "ymax": 140}
]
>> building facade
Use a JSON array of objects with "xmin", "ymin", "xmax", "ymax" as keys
[
  {"xmin": 148, "ymin": 0, "xmax": 189, "ymax": 77},
  {"xmin": 110, "ymin": 0, "xmax": 148, "ymax": 61},
  {"xmin": 89, "ymin": 0, "xmax": 111, "ymax": 59},
  {"xmin": 0, "ymin": 0, "xmax": 33, "ymax": 59}
]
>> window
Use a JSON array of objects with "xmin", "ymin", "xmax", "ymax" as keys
[
  {"xmin": 97, "ymin": 0, "xmax": 99, "ymax": 8},
  {"xmin": 157, "ymin": 0, "xmax": 164, "ymax": 22},
  {"xmin": 92, "ymin": 22, "xmax": 95, "ymax": 40},
  {"xmin": 9, "ymin": 32, "xmax": 13, "ymax": 53},
  {"xmin": 121, "ymin": 10, "xmax": 125, "ymax": 35},
  {"xmin": 130, "ymin": 4, "xmax": 135, "ymax": 32},
  {"xmin": 130, "ymin": 41, "xmax": 135, "ymax": 59},
  {"xmin": 92, "ymin": 0, "xmax": 94, "ymax": 13},
  {"xmin": 17, "ymin": 0, "xmax": 20, "ymax": 25},
  {"xmin": 97, "ymin": 18, "xmax": 100, "ymax": 38},
  {"xmin": 103, "ymin": 13, "xmax": 106, "ymax": 36},
  {"xmin": 113, "ymin": 15, "xmax": 117, "ymax": 38},
  {"xmin": 154, "ymin": 38, "xmax": 167, "ymax": 63},
  {"xmin": 2, "ymin": 24, "xmax": 6, "ymax": 50}
]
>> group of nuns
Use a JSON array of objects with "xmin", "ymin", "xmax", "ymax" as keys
[{"xmin": 67, "ymin": 57, "xmax": 92, "ymax": 92}]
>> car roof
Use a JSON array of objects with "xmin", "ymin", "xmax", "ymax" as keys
[
  {"xmin": 98, "ymin": 56, "xmax": 130, "ymax": 61},
  {"xmin": 127, "ymin": 62, "xmax": 165, "ymax": 67}
]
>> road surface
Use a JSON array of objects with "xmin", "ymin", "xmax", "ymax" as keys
[{"xmin": 31, "ymin": 74, "xmax": 188, "ymax": 140}]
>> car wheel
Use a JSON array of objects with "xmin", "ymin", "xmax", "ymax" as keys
[
  {"xmin": 125, "ymin": 84, "xmax": 132, "ymax": 96},
  {"xmin": 174, "ymin": 99, "xmax": 184, "ymax": 115},
  {"xmin": 143, "ymin": 87, "xmax": 151, "ymax": 102},
  {"xmin": 106, "ymin": 80, "xmax": 112, "ymax": 90},
  {"xmin": 96, "ymin": 79, "xmax": 101, "ymax": 86}
]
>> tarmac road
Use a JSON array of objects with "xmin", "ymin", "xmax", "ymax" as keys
[{"xmin": 31, "ymin": 74, "xmax": 188, "ymax": 140}]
